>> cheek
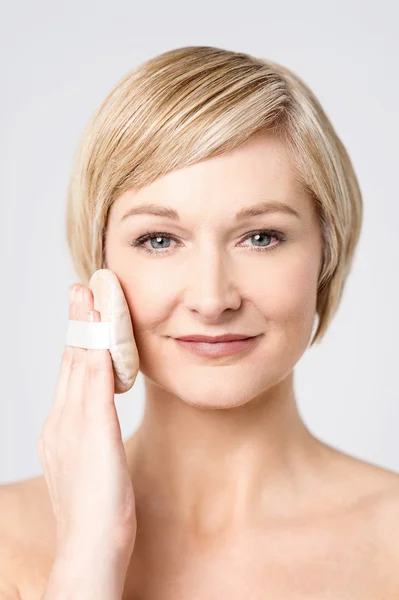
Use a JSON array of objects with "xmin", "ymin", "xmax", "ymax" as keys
[
  {"xmin": 280, "ymin": 268, "xmax": 316, "ymax": 313},
  {"xmin": 250, "ymin": 257, "xmax": 319, "ymax": 368},
  {"xmin": 253, "ymin": 256, "xmax": 319, "ymax": 325},
  {"xmin": 112, "ymin": 270, "xmax": 172, "ymax": 341}
]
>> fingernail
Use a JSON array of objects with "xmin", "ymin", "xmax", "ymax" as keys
[{"xmin": 87, "ymin": 310, "xmax": 95, "ymax": 322}]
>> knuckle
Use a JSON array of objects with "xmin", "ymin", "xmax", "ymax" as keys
[
  {"xmin": 61, "ymin": 346, "xmax": 73, "ymax": 364},
  {"xmin": 62, "ymin": 348, "xmax": 86, "ymax": 373},
  {"xmin": 85, "ymin": 360, "xmax": 103, "ymax": 380},
  {"xmin": 86, "ymin": 350, "xmax": 111, "ymax": 378},
  {"xmin": 70, "ymin": 357, "xmax": 85, "ymax": 373}
]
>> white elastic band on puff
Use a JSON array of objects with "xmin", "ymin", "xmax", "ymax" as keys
[{"xmin": 66, "ymin": 319, "xmax": 112, "ymax": 350}]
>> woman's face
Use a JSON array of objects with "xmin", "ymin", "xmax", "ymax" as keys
[{"xmin": 104, "ymin": 132, "xmax": 323, "ymax": 408}]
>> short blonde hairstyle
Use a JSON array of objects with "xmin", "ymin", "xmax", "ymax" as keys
[{"xmin": 66, "ymin": 45, "xmax": 363, "ymax": 347}]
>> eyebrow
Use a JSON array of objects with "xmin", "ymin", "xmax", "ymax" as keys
[{"xmin": 120, "ymin": 200, "xmax": 301, "ymax": 223}]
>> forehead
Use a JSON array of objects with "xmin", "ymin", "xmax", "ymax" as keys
[{"xmin": 111, "ymin": 132, "xmax": 314, "ymax": 224}]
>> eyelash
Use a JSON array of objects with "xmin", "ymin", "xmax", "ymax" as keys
[{"xmin": 129, "ymin": 229, "xmax": 287, "ymax": 257}]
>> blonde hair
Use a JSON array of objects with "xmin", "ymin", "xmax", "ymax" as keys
[{"xmin": 66, "ymin": 45, "xmax": 363, "ymax": 347}]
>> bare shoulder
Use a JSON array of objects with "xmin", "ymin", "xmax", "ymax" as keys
[
  {"xmin": 0, "ymin": 476, "xmax": 56, "ymax": 599},
  {"xmin": 318, "ymin": 440, "xmax": 399, "ymax": 552},
  {"xmin": 354, "ymin": 457, "xmax": 399, "ymax": 582},
  {"xmin": 363, "ymin": 462, "xmax": 399, "ymax": 548}
]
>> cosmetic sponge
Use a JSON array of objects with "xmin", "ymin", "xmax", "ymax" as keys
[{"xmin": 88, "ymin": 268, "xmax": 139, "ymax": 394}]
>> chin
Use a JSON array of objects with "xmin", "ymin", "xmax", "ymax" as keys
[
  {"xmin": 144, "ymin": 362, "xmax": 284, "ymax": 410},
  {"xmin": 174, "ymin": 388, "xmax": 255, "ymax": 410}
]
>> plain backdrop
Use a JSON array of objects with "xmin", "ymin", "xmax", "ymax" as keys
[{"xmin": 0, "ymin": 0, "xmax": 398, "ymax": 484}]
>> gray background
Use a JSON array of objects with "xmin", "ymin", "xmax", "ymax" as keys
[{"xmin": 0, "ymin": 0, "xmax": 398, "ymax": 484}]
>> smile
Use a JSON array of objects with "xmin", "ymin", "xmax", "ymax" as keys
[{"xmin": 173, "ymin": 335, "xmax": 261, "ymax": 358}]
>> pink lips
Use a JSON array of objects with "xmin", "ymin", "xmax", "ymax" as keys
[
  {"xmin": 174, "ymin": 336, "xmax": 260, "ymax": 357},
  {"xmin": 175, "ymin": 333, "xmax": 253, "ymax": 343}
]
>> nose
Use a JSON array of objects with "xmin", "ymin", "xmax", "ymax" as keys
[{"xmin": 182, "ymin": 244, "xmax": 241, "ymax": 320}]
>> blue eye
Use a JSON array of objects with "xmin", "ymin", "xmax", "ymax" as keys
[{"xmin": 129, "ymin": 229, "xmax": 286, "ymax": 257}]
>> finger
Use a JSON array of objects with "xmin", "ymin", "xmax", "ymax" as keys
[
  {"xmin": 65, "ymin": 285, "xmax": 114, "ymax": 420},
  {"xmin": 77, "ymin": 285, "xmax": 94, "ymax": 320},
  {"xmin": 43, "ymin": 284, "xmax": 84, "ymax": 431},
  {"xmin": 83, "ymin": 308, "xmax": 115, "ymax": 419},
  {"xmin": 59, "ymin": 284, "xmax": 93, "ymax": 421}
]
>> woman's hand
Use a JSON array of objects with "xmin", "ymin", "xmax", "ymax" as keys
[{"xmin": 37, "ymin": 283, "xmax": 137, "ymax": 567}]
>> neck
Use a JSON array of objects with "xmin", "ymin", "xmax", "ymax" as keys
[{"xmin": 125, "ymin": 370, "xmax": 324, "ymax": 537}]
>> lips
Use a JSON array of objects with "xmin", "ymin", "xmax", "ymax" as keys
[
  {"xmin": 175, "ymin": 334, "xmax": 255, "ymax": 343},
  {"xmin": 174, "ymin": 335, "xmax": 260, "ymax": 357}
]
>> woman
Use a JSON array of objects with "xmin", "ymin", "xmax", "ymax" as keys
[{"xmin": 1, "ymin": 45, "xmax": 399, "ymax": 599}]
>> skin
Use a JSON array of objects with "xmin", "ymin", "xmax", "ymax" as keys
[{"xmin": 3, "ymin": 131, "xmax": 399, "ymax": 599}]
